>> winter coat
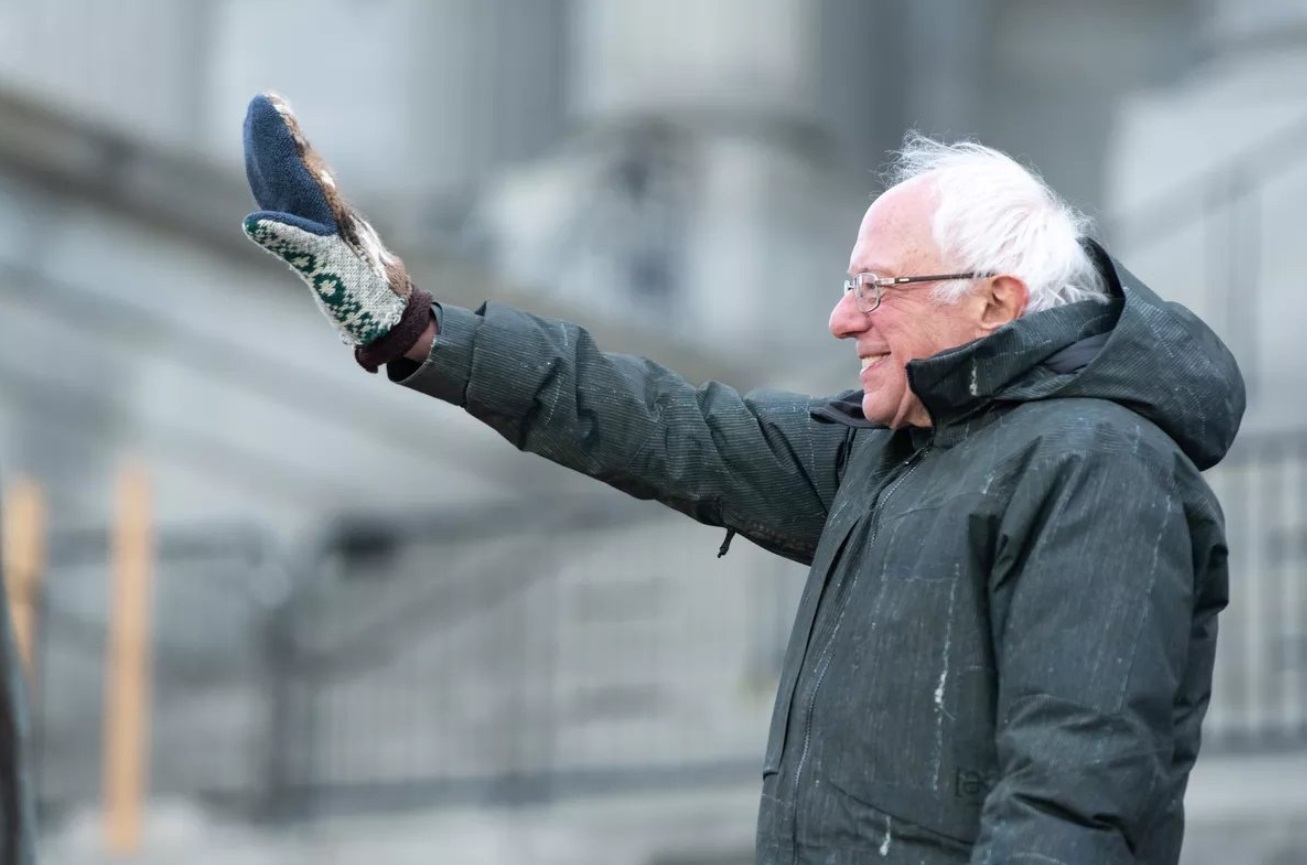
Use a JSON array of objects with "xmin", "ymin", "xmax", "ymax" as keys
[{"xmin": 389, "ymin": 238, "xmax": 1245, "ymax": 865}]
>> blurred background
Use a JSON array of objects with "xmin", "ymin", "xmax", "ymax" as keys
[{"xmin": 0, "ymin": 0, "xmax": 1303, "ymax": 863}]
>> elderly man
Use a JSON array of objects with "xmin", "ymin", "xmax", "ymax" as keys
[{"xmin": 242, "ymin": 93, "xmax": 1244, "ymax": 865}]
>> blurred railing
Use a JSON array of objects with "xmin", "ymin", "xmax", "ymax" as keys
[
  {"xmin": 259, "ymin": 493, "xmax": 791, "ymax": 821},
  {"xmin": 32, "ymin": 523, "xmax": 282, "ymax": 823},
  {"xmin": 1202, "ymin": 431, "xmax": 1307, "ymax": 751}
]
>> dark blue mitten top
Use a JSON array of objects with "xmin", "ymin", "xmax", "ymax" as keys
[{"xmin": 243, "ymin": 94, "xmax": 339, "ymax": 237}]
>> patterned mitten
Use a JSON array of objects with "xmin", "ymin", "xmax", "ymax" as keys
[{"xmin": 241, "ymin": 93, "xmax": 432, "ymax": 371}]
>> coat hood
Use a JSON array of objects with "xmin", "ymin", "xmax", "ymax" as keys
[{"xmin": 819, "ymin": 239, "xmax": 1246, "ymax": 470}]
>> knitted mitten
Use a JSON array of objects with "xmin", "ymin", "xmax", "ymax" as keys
[{"xmin": 241, "ymin": 93, "xmax": 431, "ymax": 371}]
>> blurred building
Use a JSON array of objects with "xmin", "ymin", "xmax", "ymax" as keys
[{"xmin": 0, "ymin": 1, "xmax": 1301, "ymax": 864}]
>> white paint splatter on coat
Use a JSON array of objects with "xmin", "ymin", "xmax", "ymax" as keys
[{"xmin": 932, "ymin": 574, "xmax": 960, "ymax": 786}]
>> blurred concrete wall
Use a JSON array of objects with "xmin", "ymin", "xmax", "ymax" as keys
[
  {"xmin": 0, "ymin": 0, "xmax": 211, "ymax": 148},
  {"xmin": 1105, "ymin": 0, "xmax": 1307, "ymax": 428}
]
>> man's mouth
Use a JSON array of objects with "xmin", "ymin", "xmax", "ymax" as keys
[{"xmin": 861, "ymin": 353, "xmax": 890, "ymax": 370}]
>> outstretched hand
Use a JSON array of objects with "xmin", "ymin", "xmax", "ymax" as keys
[{"xmin": 241, "ymin": 93, "xmax": 432, "ymax": 370}]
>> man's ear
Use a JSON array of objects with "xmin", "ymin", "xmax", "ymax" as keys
[{"xmin": 979, "ymin": 275, "xmax": 1028, "ymax": 332}]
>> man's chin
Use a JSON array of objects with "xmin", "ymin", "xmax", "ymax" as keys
[
  {"xmin": 861, "ymin": 395, "xmax": 892, "ymax": 428},
  {"xmin": 863, "ymin": 392, "xmax": 931, "ymax": 430}
]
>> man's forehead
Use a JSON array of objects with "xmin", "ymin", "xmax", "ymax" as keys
[
  {"xmin": 848, "ymin": 179, "xmax": 938, "ymax": 273},
  {"xmin": 867, "ymin": 177, "xmax": 937, "ymax": 228}
]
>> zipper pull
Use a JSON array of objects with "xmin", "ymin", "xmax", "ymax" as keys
[{"xmin": 906, "ymin": 445, "xmax": 932, "ymax": 466}]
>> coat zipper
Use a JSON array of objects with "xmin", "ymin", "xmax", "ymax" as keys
[{"xmin": 789, "ymin": 445, "xmax": 931, "ymax": 862}]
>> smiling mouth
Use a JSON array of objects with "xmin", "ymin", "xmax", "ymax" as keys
[{"xmin": 861, "ymin": 353, "xmax": 890, "ymax": 370}]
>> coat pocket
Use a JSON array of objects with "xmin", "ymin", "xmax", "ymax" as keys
[{"xmin": 824, "ymin": 771, "xmax": 980, "ymax": 852}]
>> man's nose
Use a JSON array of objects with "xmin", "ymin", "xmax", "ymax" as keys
[{"xmin": 829, "ymin": 290, "xmax": 869, "ymax": 339}]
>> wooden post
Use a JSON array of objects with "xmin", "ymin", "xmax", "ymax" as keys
[
  {"xmin": 103, "ymin": 462, "xmax": 154, "ymax": 856},
  {"xmin": 2, "ymin": 477, "xmax": 46, "ymax": 677}
]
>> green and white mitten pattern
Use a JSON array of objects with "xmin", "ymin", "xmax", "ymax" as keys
[{"xmin": 241, "ymin": 92, "xmax": 413, "ymax": 348}]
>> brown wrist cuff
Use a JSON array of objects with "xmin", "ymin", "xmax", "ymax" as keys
[{"xmin": 354, "ymin": 285, "xmax": 434, "ymax": 373}]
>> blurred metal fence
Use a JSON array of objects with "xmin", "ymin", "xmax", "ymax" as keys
[
  {"xmin": 259, "ymin": 493, "xmax": 789, "ymax": 820},
  {"xmin": 31, "ymin": 523, "xmax": 282, "ymax": 823},
  {"xmin": 1204, "ymin": 431, "xmax": 1307, "ymax": 750},
  {"xmin": 24, "ymin": 439, "xmax": 1307, "ymax": 824}
]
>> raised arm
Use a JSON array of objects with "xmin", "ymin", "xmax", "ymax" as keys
[
  {"xmin": 239, "ymin": 92, "xmax": 855, "ymax": 563},
  {"xmin": 390, "ymin": 302, "xmax": 855, "ymax": 562}
]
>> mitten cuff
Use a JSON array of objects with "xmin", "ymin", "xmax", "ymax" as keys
[{"xmin": 354, "ymin": 286, "xmax": 434, "ymax": 373}]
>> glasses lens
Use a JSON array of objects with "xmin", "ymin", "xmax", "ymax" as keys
[{"xmin": 854, "ymin": 273, "xmax": 880, "ymax": 312}]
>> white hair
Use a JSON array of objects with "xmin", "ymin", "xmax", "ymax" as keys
[{"xmin": 883, "ymin": 133, "xmax": 1110, "ymax": 314}]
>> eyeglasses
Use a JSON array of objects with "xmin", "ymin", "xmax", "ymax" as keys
[{"xmin": 842, "ymin": 271, "xmax": 990, "ymax": 313}]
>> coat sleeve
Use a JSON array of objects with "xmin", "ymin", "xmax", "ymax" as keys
[
  {"xmin": 973, "ymin": 434, "xmax": 1205, "ymax": 865},
  {"xmin": 387, "ymin": 302, "xmax": 857, "ymax": 564}
]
